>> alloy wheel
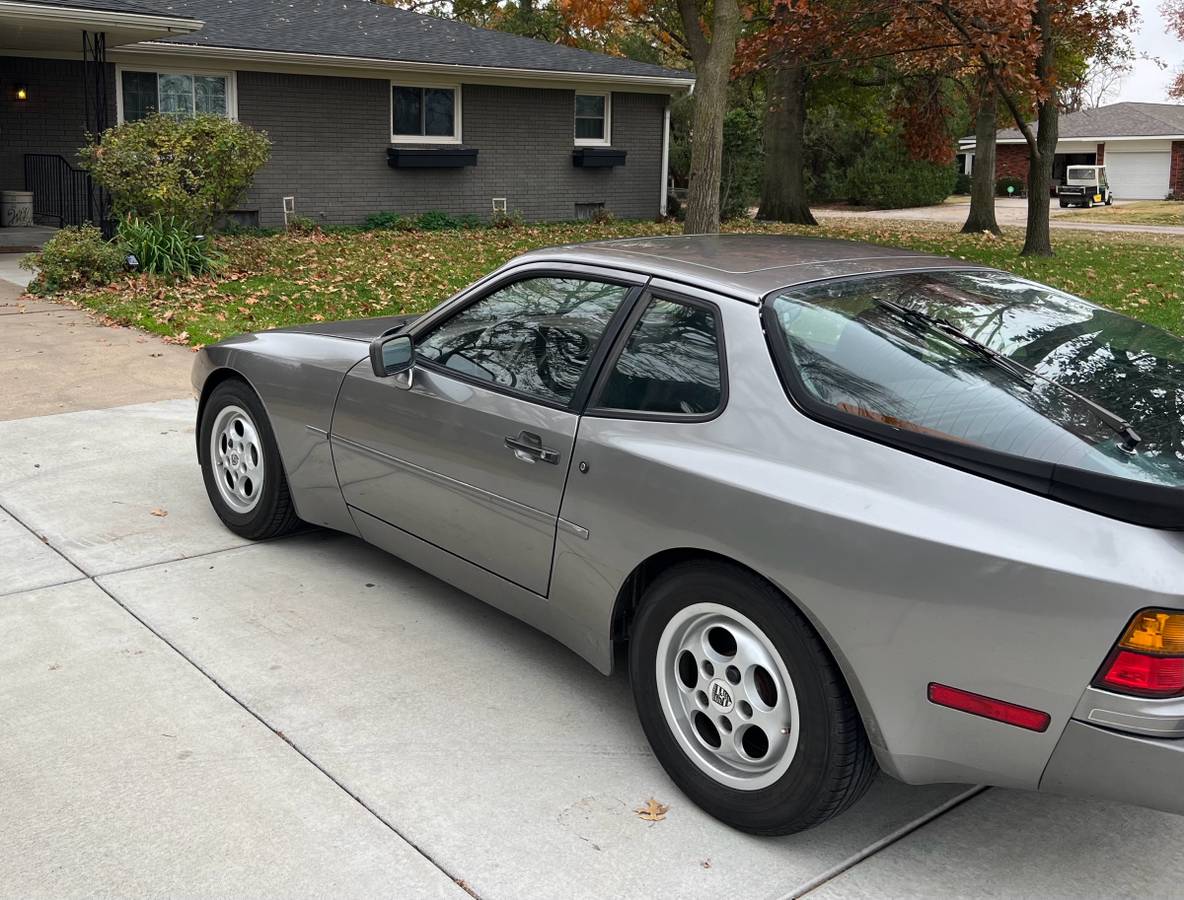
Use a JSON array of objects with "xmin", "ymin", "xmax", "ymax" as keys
[
  {"xmin": 655, "ymin": 602, "xmax": 800, "ymax": 791},
  {"xmin": 210, "ymin": 404, "xmax": 265, "ymax": 514}
]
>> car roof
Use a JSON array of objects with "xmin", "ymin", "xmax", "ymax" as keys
[{"xmin": 515, "ymin": 234, "xmax": 992, "ymax": 302}]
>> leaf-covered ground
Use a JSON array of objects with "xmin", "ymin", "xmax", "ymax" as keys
[
  {"xmin": 53, "ymin": 218, "xmax": 1184, "ymax": 346},
  {"xmin": 1071, "ymin": 201, "xmax": 1184, "ymax": 227}
]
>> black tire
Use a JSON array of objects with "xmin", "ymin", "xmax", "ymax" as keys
[
  {"xmin": 629, "ymin": 561, "xmax": 877, "ymax": 835},
  {"xmin": 199, "ymin": 378, "xmax": 301, "ymax": 540},
  {"xmin": 1059, "ymin": 200, "xmax": 1068, "ymax": 208}
]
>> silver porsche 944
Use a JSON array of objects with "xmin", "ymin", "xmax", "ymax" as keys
[{"xmin": 193, "ymin": 235, "xmax": 1184, "ymax": 834}]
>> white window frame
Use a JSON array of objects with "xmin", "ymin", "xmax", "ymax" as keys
[
  {"xmin": 115, "ymin": 64, "xmax": 238, "ymax": 123},
  {"xmin": 390, "ymin": 81, "xmax": 462, "ymax": 144},
  {"xmin": 574, "ymin": 91, "xmax": 611, "ymax": 147}
]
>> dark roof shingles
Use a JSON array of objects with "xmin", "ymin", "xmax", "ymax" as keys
[
  {"xmin": 993, "ymin": 102, "xmax": 1184, "ymax": 141},
  {"xmin": 131, "ymin": 0, "xmax": 691, "ymax": 80}
]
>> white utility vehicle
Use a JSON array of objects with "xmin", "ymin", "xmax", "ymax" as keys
[{"xmin": 1058, "ymin": 164, "xmax": 1112, "ymax": 208}]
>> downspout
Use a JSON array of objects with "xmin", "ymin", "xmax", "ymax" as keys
[{"xmin": 659, "ymin": 99, "xmax": 671, "ymax": 217}]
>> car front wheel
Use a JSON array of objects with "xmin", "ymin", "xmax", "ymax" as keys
[
  {"xmin": 629, "ymin": 562, "xmax": 877, "ymax": 835},
  {"xmin": 199, "ymin": 378, "xmax": 301, "ymax": 540}
]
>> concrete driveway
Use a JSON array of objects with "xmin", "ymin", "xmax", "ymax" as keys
[
  {"xmin": 2, "ymin": 276, "xmax": 1183, "ymax": 897},
  {"xmin": 815, "ymin": 197, "xmax": 1184, "ymax": 236}
]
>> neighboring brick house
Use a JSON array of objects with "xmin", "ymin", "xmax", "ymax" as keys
[
  {"xmin": 0, "ymin": 0, "xmax": 692, "ymax": 228},
  {"xmin": 958, "ymin": 102, "xmax": 1184, "ymax": 200}
]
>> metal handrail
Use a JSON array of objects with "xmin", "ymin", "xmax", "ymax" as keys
[{"xmin": 22, "ymin": 153, "xmax": 103, "ymax": 229}]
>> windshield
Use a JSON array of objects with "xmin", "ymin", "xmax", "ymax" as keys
[
  {"xmin": 1066, "ymin": 167, "xmax": 1099, "ymax": 182},
  {"xmin": 767, "ymin": 270, "xmax": 1184, "ymax": 488}
]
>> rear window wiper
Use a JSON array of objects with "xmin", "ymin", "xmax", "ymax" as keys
[{"xmin": 871, "ymin": 296, "xmax": 1142, "ymax": 454}]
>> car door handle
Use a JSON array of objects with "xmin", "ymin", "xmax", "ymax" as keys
[{"xmin": 505, "ymin": 431, "xmax": 560, "ymax": 465}]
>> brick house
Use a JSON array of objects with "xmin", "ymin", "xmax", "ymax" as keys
[
  {"xmin": 957, "ymin": 102, "xmax": 1184, "ymax": 200},
  {"xmin": 0, "ymin": 0, "xmax": 692, "ymax": 229}
]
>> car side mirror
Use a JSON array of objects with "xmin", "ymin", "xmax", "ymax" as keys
[{"xmin": 369, "ymin": 333, "xmax": 415, "ymax": 385}]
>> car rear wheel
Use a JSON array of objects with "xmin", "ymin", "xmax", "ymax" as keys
[
  {"xmin": 629, "ymin": 561, "xmax": 877, "ymax": 835},
  {"xmin": 199, "ymin": 379, "xmax": 301, "ymax": 540}
]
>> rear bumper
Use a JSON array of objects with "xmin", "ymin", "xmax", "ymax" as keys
[{"xmin": 1040, "ymin": 720, "xmax": 1184, "ymax": 817}]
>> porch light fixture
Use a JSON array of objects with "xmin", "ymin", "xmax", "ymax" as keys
[{"xmin": 15, "ymin": 84, "xmax": 28, "ymax": 102}]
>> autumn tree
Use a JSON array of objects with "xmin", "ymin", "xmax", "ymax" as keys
[{"xmin": 560, "ymin": 0, "xmax": 741, "ymax": 233}]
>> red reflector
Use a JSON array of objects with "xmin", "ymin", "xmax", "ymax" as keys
[
  {"xmin": 1100, "ymin": 650, "xmax": 1184, "ymax": 696},
  {"xmin": 927, "ymin": 683, "xmax": 1051, "ymax": 732}
]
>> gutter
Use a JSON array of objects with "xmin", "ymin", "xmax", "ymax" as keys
[
  {"xmin": 122, "ymin": 41, "xmax": 695, "ymax": 91},
  {"xmin": 0, "ymin": 0, "xmax": 201, "ymax": 33},
  {"xmin": 960, "ymin": 134, "xmax": 1184, "ymax": 148}
]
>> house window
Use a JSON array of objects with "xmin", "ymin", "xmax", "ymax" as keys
[
  {"xmin": 118, "ymin": 68, "xmax": 234, "ymax": 122},
  {"xmin": 391, "ymin": 84, "xmax": 460, "ymax": 143},
  {"xmin": 574, "ymin": 92, "xmax": 610, "ymax": 146}
]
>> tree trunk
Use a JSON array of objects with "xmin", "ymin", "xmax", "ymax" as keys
[
  {"xmin": 1021, "ymin": 0, "xmax": 1057, "ymax": 257},
  {"xmin": 757, "ymin": 63, "xmax": 816, "ymax": 225},
  {"xmin": 961, "ymin": 83, "xmax": 1000, "ymax": 234},
  {"xmin": 679, "ymin": 0, "xmax": 740, "ymax": 235}
]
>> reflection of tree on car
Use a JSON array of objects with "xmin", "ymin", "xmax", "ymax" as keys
[{"xmin": 773, "ymin": 271, "xmax": 1184, "ymax": 486}]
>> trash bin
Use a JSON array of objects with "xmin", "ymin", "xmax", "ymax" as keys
[{"xmin": 1, "ymin": 191, "xmax": 34, "ymax": 227}]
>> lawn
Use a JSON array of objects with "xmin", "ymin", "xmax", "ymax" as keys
[
  {"xmin": 1070, "ymin": 200, "xmax": 1184, "ymax": 227},
  {"xmin": 56, "ymin": 217, "xmax": 1184, "ymax": 346}
]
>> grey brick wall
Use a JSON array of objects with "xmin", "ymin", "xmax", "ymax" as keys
[
  {"xmin": 0, "ymin": 59, "xmax": 667, "ymax": 227},
  {"xmin": 0, "ymin": 56, "xmax": 115, "ymax": 193},
  {"xmin": 237, "ymin": 72, "xmax": 666, "ymax": 226}
]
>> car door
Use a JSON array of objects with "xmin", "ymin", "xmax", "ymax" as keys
[{"xmin": 331, "ymin": 266, "xmax": 645, "ymax": 595}]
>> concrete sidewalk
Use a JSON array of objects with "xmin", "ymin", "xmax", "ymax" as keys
[
  {"xmin": 2, "ymin": 405, "xmax": 1183, "ymax": 896},
  {"xmin": 0, "ymin": 275, "xmax": 193, "ymax": 420}
]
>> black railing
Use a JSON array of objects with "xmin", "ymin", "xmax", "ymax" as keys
[{"xmin": 23, "ymin": 154, "xmax": 104, "ymax": 229}]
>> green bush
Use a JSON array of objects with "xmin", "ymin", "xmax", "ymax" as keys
[
  {"xmin": 118, "ymin": 214, "xmax": 222, "ymax": 278},
  {"xmin": 414, "ymin": 210, "xmax": 483, "ymax": 231},
  {"xmin": 490, "ymin": 209, "xmax": 525, "ymax": 229},
  {"xmin": 21, "ymin": 225, "xmax": 125, "ymax": 295},
  {"xmin": 995, "ymin": 175, "xmax": 1026, "ymax": 197},
  {"xmin": 364, "ymin": 211, "xmax": 416, "ymax": 231},
  {"xmin": 954, "ymin": 172, "xmax": 972, "ymax": 195},
  {"xmin": 285, "ymin": 214, "xmax": 319, "ymax": 234},
  {"xmin": 81, "ymin": 113, "xmax": 270, "ymax": 228},
  {"xmin": 844, "ymin": 142, "xmax": 956, "ymax": 209}
]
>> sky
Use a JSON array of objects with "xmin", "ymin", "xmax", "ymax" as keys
[{"xmin": 1114, "ymin": 3, "xmax": 1181, "ymax": 103}]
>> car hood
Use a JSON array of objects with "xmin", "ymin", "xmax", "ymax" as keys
[{"xmin": 271, "ymin": 313, "xmax": 419, "ymax": 342}]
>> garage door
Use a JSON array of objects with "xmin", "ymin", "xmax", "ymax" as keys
[{"xmin": 1106, "ymin": 151, "xmax": 1171, "ymax": 200}]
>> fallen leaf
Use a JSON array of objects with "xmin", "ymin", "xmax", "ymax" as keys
[
  {"xmin": 635, "ymin": 797, "xmax": 669, "ymax": 822},
  {"xmin": 150, "ymin": 508, "xmax": 168, "ymax": 517}
]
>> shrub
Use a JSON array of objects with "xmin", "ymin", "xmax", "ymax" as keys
[
  {"xmin": 590, "ymin": 206, "xmax": 614, "ymax": 225},
  {"xmin": 21, "ymin": 225, "xmax": 125, "ymax": 295},
  {"xmin": 118, "ymin": 214, "xmax": 222, "ymax": 279},
  {"xmin": 285, "ymin": 214, "xmax": 319, "ymax": 234},
  {"xmin": 490, "ymin": 209, "xmax": 524, "ymax": 229},
  {"xmin": 81, "ymin": 113, "xmax": 270, "ymax": 229},
  {"xmin": 953, "ymin": 172, "xmax": 972, "ymax": 195},
  {"xmin": 364, "ymin": 211, "xmax": 416, "ymax": 231},
  {"xmin": 995, "ymin": 175, "xmax": 1026, "ymax": 197},
  {"xmin": 414, "ymin": 210, "xmax": 483, "ymax": 231},
  {"xmin": 844, "ymin": 141, "xmax": 956, "ymax": 209}
]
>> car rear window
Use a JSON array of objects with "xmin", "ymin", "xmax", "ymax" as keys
[
  {"xmin": 1066, "ymin": 167, "xmax": 1097, "ymax": 181},
  {"xmin": 765, "ymin": 270, "xmax": 1184, "ymax": 490}
]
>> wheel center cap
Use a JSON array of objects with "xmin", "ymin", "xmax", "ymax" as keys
[
  {"xmin": 708, "ymin": 679, "xmax": 734, "ymax": 713},
  {"xmin": 230, "ymin": 451, "xmax": 241, "ymax": 467}
]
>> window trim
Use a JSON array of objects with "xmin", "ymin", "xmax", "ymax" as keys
[
  {"xmin": 408, "ymin": 267, "xmax": 646, "ymax": 413},
  {"xmin": 573, "ymin": 90, "xmax": 611, "ymax": 147},
  {"xmin": 390, "ymin": 81, "xmax": 462, "ymax": 145},
  {"xmin": 585, "ymin": 288, "xmax": 728, "ymax": 423},
  {"xmin": 115, "ymin": 64, "xmax": 238, "ymax": 123},
  {"xmin": 760, "ymin": 269, "xmax": 1184, "ymax": 530}
]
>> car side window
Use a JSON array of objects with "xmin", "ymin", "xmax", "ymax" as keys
[
  {"xmin": 416, "ymin": 276, "xmax": 632, "ymax": 405},
  {"xmin": 595, "ymin": 297, "xmax": 723, "ymax": 416}
]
